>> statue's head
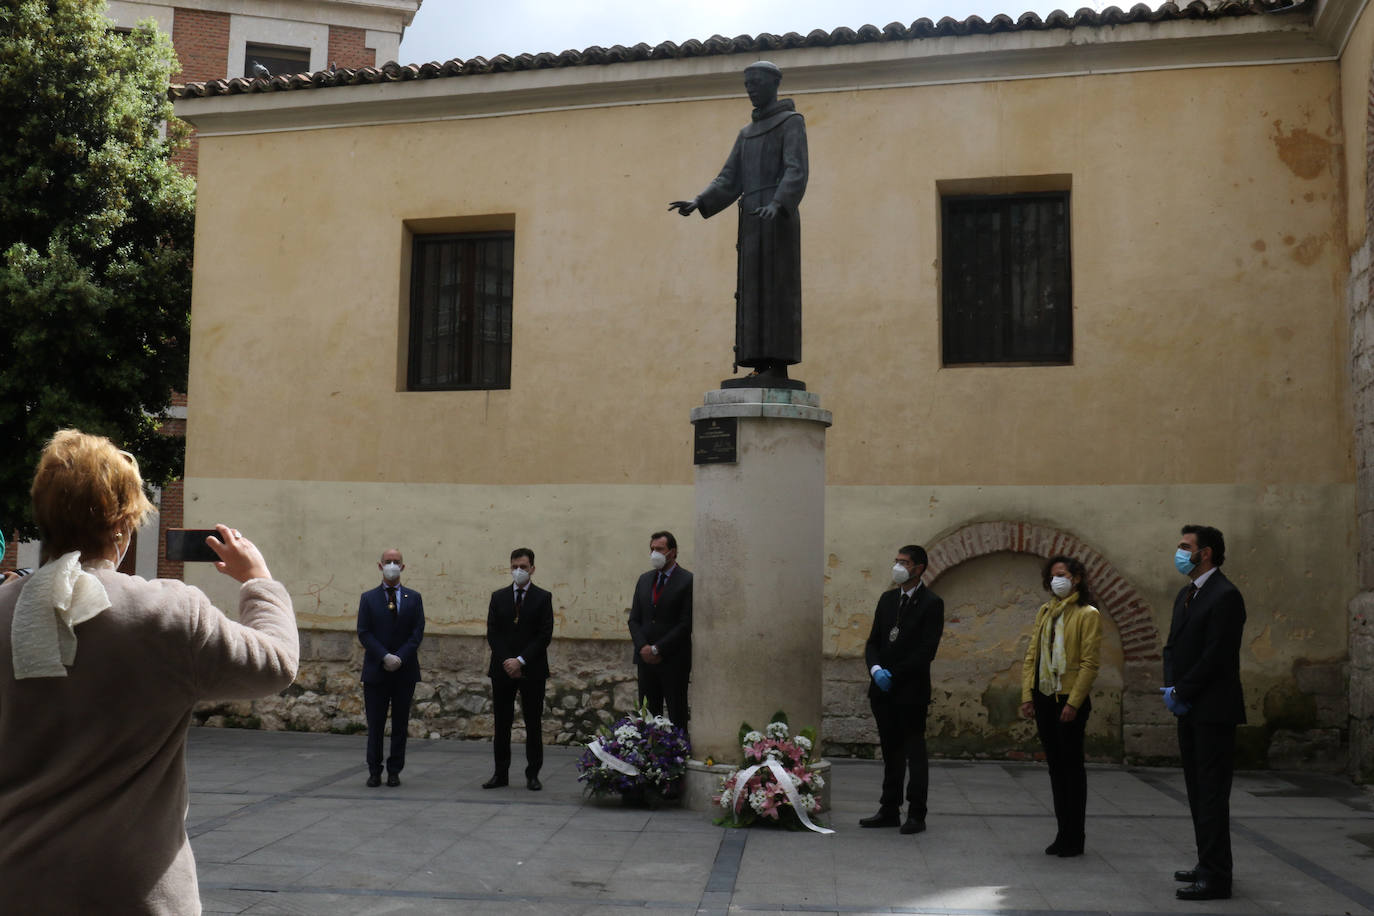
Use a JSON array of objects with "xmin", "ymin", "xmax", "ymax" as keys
[{"xmin": 744, "ymin": 60, "xmax": 782, "ymax": 108}]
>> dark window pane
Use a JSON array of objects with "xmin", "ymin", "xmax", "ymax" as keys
[
  {"xmin": 244, "ymin": 43, "xmax": 310, "ymax": 78},
  {"xmin": 941, "ymin": 191, "xmax": 1072, "ymax": 365},
  {"xmin": 408, "ymin": 232, "xmax": 514, "ymax": 390}
]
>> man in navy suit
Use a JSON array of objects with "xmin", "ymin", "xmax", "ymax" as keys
[
  {"xmin": 627, "ymin": 530, "xmax": 693, "ymax": 729},
  {"xmin": 862, "ymin": 544, "xmax": 944, "ymax": 835},
  {"xmin": 483, "ymin": 547, "xmax": 555, "ymax": 791},
  {"xmin": 1163, "ymin": 525, "xmax": 1247, "ymax": 901},
  {"xmin": 357, "ymin": 548, "xmax": 425, "ymax": 787}
]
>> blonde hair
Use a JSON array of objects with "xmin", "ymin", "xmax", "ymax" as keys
[{"xmin": 31, "ymin": 429, "xmax": 156, "ymax": 564}]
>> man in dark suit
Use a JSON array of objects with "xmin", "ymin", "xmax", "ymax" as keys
[
  {"xmin": 483, "ymin": 547, "xmax": 555, "ymax": 791},
  {"xmin": 862, "ymin": 544, "xmax": 945, "ymax": 835},
  {"xmin": 357, "ymin": 548, "xmax": 425, "ymax": 787},
  {"xmin": 627, "ymin": 530, "xmax": 693, "ymax": 729},
  {"xmin": 1163, "ymin": 524, "xmax": 1247, "ymax": 901}
]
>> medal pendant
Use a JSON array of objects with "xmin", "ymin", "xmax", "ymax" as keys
[
  {"xmin": 888, "ymin": 625, "xmax": 900, "ymax": 643},
  {"xmin": 388, "ymin": 602, "xmax": 396, "ymax": 612}
]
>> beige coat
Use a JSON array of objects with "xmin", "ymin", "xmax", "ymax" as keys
[
  {"xmin": 0, "ymin": 569, "xmax": 298, "ymax": 915},
  {"xmin": 1019, "ymin": 599, "xmax": 1102, "ymax": 710}
]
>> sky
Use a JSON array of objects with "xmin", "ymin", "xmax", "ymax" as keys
[{"xmin": 395, "ymin": 0, "xmax": 1100, "ymax": 66}]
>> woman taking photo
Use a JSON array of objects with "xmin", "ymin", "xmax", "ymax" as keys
[
  {"xmin": 1020, "ymin": 554, "xmax": 1102, "ymax": 858},
  {"xmin": 0, "ymin": 429, "xmax": 299, "ymax": 914}
]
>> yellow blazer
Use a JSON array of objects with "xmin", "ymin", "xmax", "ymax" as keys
[{"xmin": 1020, "ymin": 600, "xmax": 1102, "ymax": 709}]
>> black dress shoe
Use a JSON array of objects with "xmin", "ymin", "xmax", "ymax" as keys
[
  {"xmin": 1176, "ymin": 880, "xmax": 1231, "ymax": 900},
  {"xmin": 859, "ymin": 810, "xmax": 900, "ymax": 828},
  {"xmin": 366, "ymin": 773, "xmax": 381, "ymax": 788},
  {"xmin": 527, "ymin": 776, "xmax": 542, "ymax": 791},
  {"xmin": 1055, "ymin": 843, "xmax": 1084, "ymax": 858},
  {"xmin": 899, "ymin": 816, "xmax": 926, "ymax": 835},
  {"xmin": 1174, "ymin": 869, "xmax": 1198, "ymax": 883},
  {"xmin": 482, "ymin": 775, "xmax": 508, "ymax": 789},
  {"xmin": 386, "ymin": 773, "xmax": 400, "ymax": 787},
  {"xmin": 1045, "ymin": 839, "xmax": 1062, "ymax": 855}
]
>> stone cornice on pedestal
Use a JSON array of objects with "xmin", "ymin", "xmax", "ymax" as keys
[{"xmin": 690, "ymin": 388, "xmax": 833, "ymax": 426}]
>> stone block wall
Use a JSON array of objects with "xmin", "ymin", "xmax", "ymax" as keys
[
  {"xmin": 1351, "ymin": 226, "xmax": 1374, "ymax": 782},
  {"xmin": 195, "ymin": 633, "xmax": 880, "ymax": 756},
  {"xmin": 193, "ymin": 630, "xmax": 1356, "ymax": 771}
]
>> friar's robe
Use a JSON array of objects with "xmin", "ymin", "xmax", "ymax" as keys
[{"xmin": 695, "ymin": 98, "xmax": 808, "ymax": 369}]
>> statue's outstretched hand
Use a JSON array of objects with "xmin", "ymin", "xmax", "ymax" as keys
[
  {"xmin": 668, "ymin": 199, "xmax": 698, "ymax": 216},
  {"xmin": 751, "ymin": 202, "xmax": 781, "ymax": 220}
]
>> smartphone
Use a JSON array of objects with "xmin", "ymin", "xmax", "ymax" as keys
[{"xmin": 165, "ymin": 528, "xmax": 223, "ymax": 563}]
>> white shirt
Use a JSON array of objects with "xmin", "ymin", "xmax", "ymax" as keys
[{"xmin": 1191, "ymin": 567, "xmax": 1218, "ymax": 592}]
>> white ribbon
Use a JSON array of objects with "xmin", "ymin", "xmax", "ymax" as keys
[
  {"xmin": 730, "ymin": 758, "xmax": 834, "ymax": 835},
  {"xmin": 587, "ymin": 737, "xmax": 640, "ymax": 776}
]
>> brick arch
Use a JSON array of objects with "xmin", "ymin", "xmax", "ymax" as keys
[{"xmin": 922, "ymin": 521, "xmax": 1160, "ymax": 664}]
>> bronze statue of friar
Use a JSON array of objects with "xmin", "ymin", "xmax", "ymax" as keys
[{"xmin": 670, "ymin": 61, "xmax": 808, "ymax": 389}]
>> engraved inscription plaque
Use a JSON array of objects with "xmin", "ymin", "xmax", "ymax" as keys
[{"xmin": 693, "ymin": 417, "xmax": 738, "ymax": 465}]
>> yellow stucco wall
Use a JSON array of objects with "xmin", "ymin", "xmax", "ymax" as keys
[
  {"xmin": 183, "ymin": 60, "xmax": 1356, "ymax": 735},
  {"xmin": 187, "ymin": 63, "xmax": 1350, "ymax": 490}
]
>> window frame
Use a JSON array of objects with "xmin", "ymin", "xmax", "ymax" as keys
[
  {"xmin": 939, "ymin": 189, "xmax": 1073, "ymax": 367},
  {"xmin": 243, "ymin": 42, "xmax": 311, "ymax": 79},
  {"xmin": 406, "ymin": 231, "xmax": 515, "ymax": 392}
]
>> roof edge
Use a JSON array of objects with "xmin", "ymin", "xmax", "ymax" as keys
[{"xmin": 171, "ymin": 0, "xmax": 1313, "ymax": 101}]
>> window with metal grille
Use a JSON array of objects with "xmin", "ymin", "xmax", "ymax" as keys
[
  {"xmin": 941, "ymin": 191, "xmax": 1072, "ymax": 365},
  {"xmin": 407, "ymin": 232, "xmax": 514, "ymax": 391}
]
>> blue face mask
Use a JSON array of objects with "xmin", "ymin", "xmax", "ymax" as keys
[{"xmin": 1174, "ymin": 548, "xmax": 1197, "ymax": 576}]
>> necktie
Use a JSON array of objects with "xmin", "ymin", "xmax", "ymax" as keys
[
  {"xmin": 899, "ymin": 592, "xmax": 911, "ymax": 609},
  {"xmin": 1184, "ymin": 584, "xmax": 1198, "ymax": 609},
  {"xmin": 514, "ymin": 588, "xmax": 524, "ymax": 624},
  {"xmin": 386, "ymin": 587, "xmax": 397, "ymax": 618},
  {"xmin": 652, "ymin": 572, "xmax": 666, "ymax": 605}
]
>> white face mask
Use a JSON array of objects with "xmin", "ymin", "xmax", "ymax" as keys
[
  {"xmin": 381, "ymin": 562, "xmax": 402, "ymax": 582},
  {"xmin": 650, "ymin": 550, "xmax": 667, "ymax": 570},
  {"xmin": 1050, "ymin": 575, "xmax": 1074, "ymax": 598},
  {"xmin": 511, "ymin": 567, "xmax": 531, "ymax": 587},
  {"xmin": 891, "ymin": 563, "xmax": 910, "ymax": 585}
]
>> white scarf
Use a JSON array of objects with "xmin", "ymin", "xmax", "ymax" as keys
[
  {"xmin": 10, "ymin": 552, "xmax": 112, "ymax": 679},
  {"xmin": 1035, "ymin": 593, "xmax": 1075, "ymax": 696}
]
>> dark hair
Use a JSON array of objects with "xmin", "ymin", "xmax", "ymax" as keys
[
  {"xmin": 510, "ymin": 547, "xmax": 534, "ymax": 564},
  {"xmin": 650, "ymin": 530, "xmax": 677, "ymax": 550},
  {"xmin": 1042, "ymin": 555, "xmax": 1093, "ymax": 605},
  {"xmin": 898, "ymin": 544, "xmax": 927, "ymax": 568},
  {"xmin": 1181, "ymin": 525, "xmax": 1226, "ymax": 566}
]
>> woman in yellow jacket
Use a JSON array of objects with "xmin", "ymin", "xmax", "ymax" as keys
[{"xmin": 1020, "ymin": 555, "xmax": 1102, "ymax": 858}]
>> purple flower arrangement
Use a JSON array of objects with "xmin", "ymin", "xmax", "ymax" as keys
[{"xmin": 576, "ymin": 703, "xmax": 690, "ymax": 805}]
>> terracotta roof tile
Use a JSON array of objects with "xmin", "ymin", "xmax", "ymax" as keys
[{"xmin": 169, "ymin": 0, "xmax": 1308, "ymax": 100}]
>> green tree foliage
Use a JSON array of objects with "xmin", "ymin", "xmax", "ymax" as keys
[{"xmin": 0, "ymin": 0, "xmax": 193, "ymax": 537}]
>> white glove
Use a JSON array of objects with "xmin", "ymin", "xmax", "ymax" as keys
[{"xmin": 383, "ymin": 653, "xmax": 402, "ymax": 672}]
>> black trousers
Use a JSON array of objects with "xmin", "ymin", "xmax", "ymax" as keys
[
  {"xmin": 870, "ymin": 697, "xmax": 929, "ymax": 819},
  {"xmin": 637, "ymin": 662, "xmax": 689, "ymax": 730},
  {"xmin": 363, "ymin": 679, "xmax": 417, "ymax": 775},
  {"xmin": 1033, "ymin": 692, "xmax": 1092, "ymax": 846},
  {"xmin": 492, "ymin": 675, "xmax": 546, "ymax": 778},
  {"xmin": 1178, "ymin": 718, "xmax": 1237, "ymax": 883}
]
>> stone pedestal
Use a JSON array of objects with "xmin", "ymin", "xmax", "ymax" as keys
[{"xmin": 682, "ymin": 388, "xmax": 832, "ymax": 810}]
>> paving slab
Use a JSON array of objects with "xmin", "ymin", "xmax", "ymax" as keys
[{"xmin": 185, "ymin": 729, "xmax": 1374, "ymax": 915}]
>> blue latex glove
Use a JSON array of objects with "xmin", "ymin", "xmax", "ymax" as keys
[
  {"xmin": 1160, "ymin": 686, "xmax": 1191, "ymax": 716},
  {"xmin": 873, "ymin": 668, "xmax": 893, "ymax": 692}
]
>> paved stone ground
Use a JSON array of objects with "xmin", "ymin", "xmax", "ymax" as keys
[{"xmin": 187, "ymin": 729, "xmax": 1374, "ymax": 915}]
